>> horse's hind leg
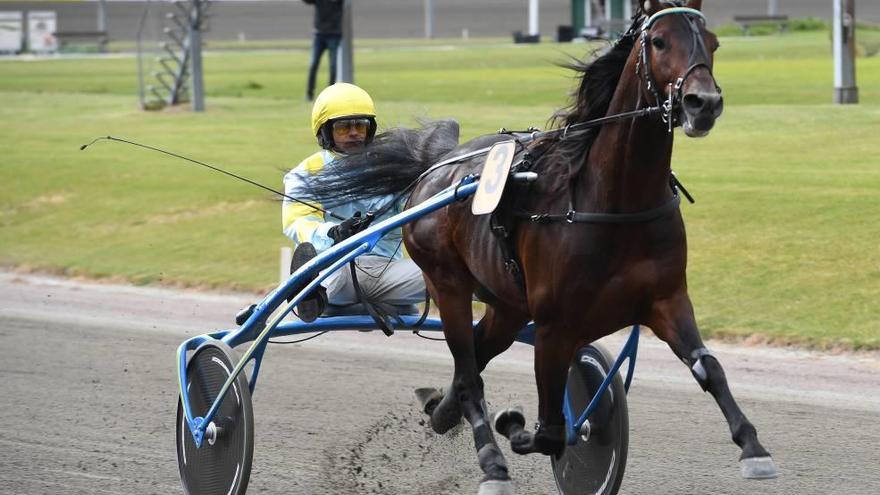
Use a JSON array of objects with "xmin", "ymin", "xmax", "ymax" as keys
[
  {"xmin": 650, "ymin": 292, "xmax": 779, "ymax": 479},
  {"xmin": 414, "ymin": 276, "xmax": 464, "ymax": 434},
  {"xmin": 420, "ymin": 270, "xmax": 514, "ymax": 493},
  {"xmin": 475, "ymin": 304, "xmax": 530, "ymax": 372},
  {"xmin": 425, "ymin": 302, "xmax": 527, "ymax": 433}
]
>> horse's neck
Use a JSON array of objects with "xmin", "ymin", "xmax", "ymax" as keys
[{"xmin": 580, "ymin": 56, "xmax": 674, "ymax": 212}]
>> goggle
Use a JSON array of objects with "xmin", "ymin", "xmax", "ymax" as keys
[{"xmin": 331, "ymin": 118, "xmax": 371, "ymax": 136}]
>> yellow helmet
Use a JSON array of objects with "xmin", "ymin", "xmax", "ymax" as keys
[{"xmin": 310, "ymin": 83, "xmax": 377, "ymax": 149}]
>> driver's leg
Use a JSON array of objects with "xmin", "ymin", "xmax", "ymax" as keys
[{"xmin": 358, "ymin": 257, "xmax": 426, "ymax": 306}]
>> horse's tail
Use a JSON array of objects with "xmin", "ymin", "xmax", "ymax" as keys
[{"xmin": 295, "ymin": 119, "xmax": 460, "ymax": 204}]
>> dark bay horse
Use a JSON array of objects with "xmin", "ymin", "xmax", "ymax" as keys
[{"xmin": 300, "ymin": 1, "xmax": 776, "ymax": 492}]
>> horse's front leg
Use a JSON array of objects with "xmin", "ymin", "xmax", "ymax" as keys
[
  {"xmin": 649, "ymin": 291, "xmax": 779, "ymax": 479},
  {"xmin": 507, "ymin": 324, "xmax": 578, "ymax": 457}
]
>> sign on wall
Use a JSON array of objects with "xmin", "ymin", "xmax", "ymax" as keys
[
  {"xmin": 0, "ymin": 11, "xmax": 24, "ymax": 53},
  {"xmin": 27, "ymin": 10, "xmax": 57, "ymax": 53}
]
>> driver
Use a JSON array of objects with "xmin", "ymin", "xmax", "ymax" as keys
[{"xmin": 282, "ymin": 83, "xmax": 426, "ymax": 322}]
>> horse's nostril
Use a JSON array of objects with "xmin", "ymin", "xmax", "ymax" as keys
[
  {"xmin": 683, "ymin": 92, "xmax": 723, "ymax": 116},
  {"xmin": 683, "ymin": 93, "xmax": 704, "ymax": 112}
]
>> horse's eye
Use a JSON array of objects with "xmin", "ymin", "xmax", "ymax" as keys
[{"xmin": 651, "ymin": 37, "xmax": 666, "ymax": 50}]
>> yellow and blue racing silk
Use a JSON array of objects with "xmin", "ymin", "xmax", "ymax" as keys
[{"xmin": 282, "ymin": 150, "xmax": 405, "ymax": 259}]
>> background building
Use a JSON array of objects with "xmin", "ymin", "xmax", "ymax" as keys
[{"xmin": 1, "ymin": 0, "xmax": 878, "ymax": 43}]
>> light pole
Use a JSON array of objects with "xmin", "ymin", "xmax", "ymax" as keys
[
  {"xmin": 425, "ymin": 0, "xmax": 434, "ymax": 39},
  {"xmin": 833, "ymin": 0, "xmax": 858, "ymax": 104}
]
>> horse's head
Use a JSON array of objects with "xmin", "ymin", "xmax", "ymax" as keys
[{"xmin": 640, "ymin": 0, "xmax": 722, "ymax": 137}]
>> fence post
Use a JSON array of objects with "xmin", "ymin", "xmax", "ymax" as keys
[
  {"xmin": 425, "ymin": 0, "xmax": 434, "ymax": 39},
  {"xmin": 189, "ymin": 0, "xmax": 205, "ymax": 111}
]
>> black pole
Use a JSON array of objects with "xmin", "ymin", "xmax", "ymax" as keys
[{"xmin": 338, "ymin": 0, "xmax": 354, "ymax": 83}]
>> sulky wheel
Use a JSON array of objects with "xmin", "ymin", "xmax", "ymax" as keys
[
  {"xmin": 552, "ymin": 343, "xmax": 629, "ymax": 495},
  {"xmin": 176, "ymin": 341, "xmax": 254, "ymax": 495}
]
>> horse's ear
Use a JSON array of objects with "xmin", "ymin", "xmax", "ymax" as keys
[
  {"xmin": 642, "ymin": 0, "xmax": 663, "ymax": 15},
  {"xmin": 687, "ymin": 0, "xmax": 703, "ymax": 10}
]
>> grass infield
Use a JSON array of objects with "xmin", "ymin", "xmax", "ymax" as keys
[{"xmin": 1, "ymin": 31, "xmax": 877, "ymax": 349}]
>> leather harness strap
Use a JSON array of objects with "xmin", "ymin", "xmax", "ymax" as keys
[{"xmin": 522, "ymin": 193, "xmax": 681, "ymax": 224}]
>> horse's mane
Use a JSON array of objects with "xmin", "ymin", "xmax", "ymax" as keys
[
  {"xmin": 548, "ymin": 17, "xmax": 641, "ymax": 163},
  {"xmin": 293, "ymin": 119, "xmax": 460, "ymax": 204}
]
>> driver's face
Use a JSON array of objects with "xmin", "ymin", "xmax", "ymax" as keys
[{"xmin": 331, "ymin": 118, "xmax": 370, "ymax": 153}]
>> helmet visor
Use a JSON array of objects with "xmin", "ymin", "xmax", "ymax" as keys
[{"xmin": 331, "ymin": 118, "xmax": 372, "ymax": 138}]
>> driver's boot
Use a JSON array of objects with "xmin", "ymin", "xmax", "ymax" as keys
[{"xmin": 289, "ymin": 242, "xmax": 327, "ymax": 322}]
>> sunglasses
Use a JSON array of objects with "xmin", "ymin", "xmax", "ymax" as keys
[{"xmin": 331, "ymin": 118, "xmax": 371, "ymax": 136}]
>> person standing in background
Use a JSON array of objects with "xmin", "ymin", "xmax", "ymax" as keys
[{"xmin": 302, "ymin": 0, "xmax": 343, "ymax": 101}]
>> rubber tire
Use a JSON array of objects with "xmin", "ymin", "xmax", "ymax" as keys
[
  {"xmin": 176, "ymin": 341, "xmax": 254, "ymax": 495},
  {"xmin": 551, "ymin": 343, "xmax": 629, "ymax": 495}
]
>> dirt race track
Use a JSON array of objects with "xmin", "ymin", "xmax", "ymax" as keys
[{"xmin": 0, "ymin": 271, "xmax": 878, "ymax": 494}]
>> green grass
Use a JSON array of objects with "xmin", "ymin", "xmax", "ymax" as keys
[
  {"xmin": 1, "ymin": 31, "xmax": 878, "ymax": 349},
  {"xmin": 3, "ymin": 33, "xmax": 879, "ymax": 106},
  {"xmin": 677, "ymin": 104, "xmax": 879, "ymax": 350}
]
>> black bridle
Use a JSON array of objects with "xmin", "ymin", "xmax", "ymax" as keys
[{"xmin": 637, "ymin": 5, "xmax": 721, "ymax": 132}]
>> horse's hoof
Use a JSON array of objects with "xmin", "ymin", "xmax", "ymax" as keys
[
  {"xmin": 509, "ymin": 424, "xmax": 565, "ymax": 456},
  {"xmin": 430, "ymin": 404, "xmax": 462, "ymax": 434},
  {"xmin": 740, "ymin": 456, "xmax": 779, "ymax": 479},
  {"xmin": 509, "ymin": 430, "xmax": 534, "ymax": 455},
  {"xmin": 477, "ymin": 479, "xmax": 515, "ymax": 495},
  {"xmin": 429, "ymin": 391, "xmax": 462, "ymax": 434},
  {"xmin": 493, "ymin": 407, "xmax": 525, "ymax": 439},
  {"xmin": 414, "ymin": 387, "xmax": 443, "ymax": 415}
]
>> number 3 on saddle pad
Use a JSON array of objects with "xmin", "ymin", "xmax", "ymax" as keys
[{"xmin": 472, "ymin": 140, "xmax": 516, "ymax": 215}]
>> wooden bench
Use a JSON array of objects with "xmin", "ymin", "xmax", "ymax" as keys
[
  {"xmin": 733, "ymin": 15, "xmax": 789, "ymax": 35},
  {"xmin": 52, "ymin": 31, "xmax": 108, "ymax": 52}
]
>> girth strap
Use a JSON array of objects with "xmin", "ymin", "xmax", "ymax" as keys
[{"xmin": 522, "ymin": 193, "xmax": 681, "ymax": 224}]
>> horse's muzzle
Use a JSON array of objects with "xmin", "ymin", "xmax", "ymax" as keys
[{"xmin": 681, "ymin": 90, "xmax": 723, "ymax": 137}]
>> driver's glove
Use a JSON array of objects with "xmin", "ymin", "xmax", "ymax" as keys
[{"xmin": 328, "ymin": 212, "xmax": 369, "ymax": 244}]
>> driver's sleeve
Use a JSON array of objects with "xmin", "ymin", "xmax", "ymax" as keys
[{"xmin": 282, "ymin": 152, "xmax": 337, "ymax": 252}]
